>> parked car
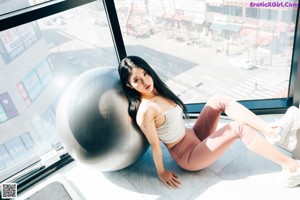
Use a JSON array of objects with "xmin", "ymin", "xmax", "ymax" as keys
[{"xmin": 228, "ymin": 58, "xmax": 254, "ymax": 70}]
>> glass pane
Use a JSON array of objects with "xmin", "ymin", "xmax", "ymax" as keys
[
  {"xmin": 0, "ymin": 0, "xmax": 52, "ymax": 15},
  {"xmin": 114, "ymin": 0, "xmax": 298, "ymax": 104},
  {"xmin": 0, "ymin": 0, "xmax": 118, "ymax": 182}
]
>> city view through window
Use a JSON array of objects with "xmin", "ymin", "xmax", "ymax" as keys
[
  {"xmin": 0, "ymin": 1, "xmax": 117, "ymax": 181},
  {"xmin": 115, "ymin": 0, "xmax": 297, "ymax": 103}
]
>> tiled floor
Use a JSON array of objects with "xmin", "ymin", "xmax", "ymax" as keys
[{"xmin": 19, "ymin": 115, "xmax": 300, "ymax": 200}]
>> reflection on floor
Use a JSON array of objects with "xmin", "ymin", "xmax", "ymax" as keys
[{"xmin": 19, "ymin": 115, "xmax": 300, "ymax": 200}]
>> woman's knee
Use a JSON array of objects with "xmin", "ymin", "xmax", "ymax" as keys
[
  {"xmin": 229, "ymin": 121, "xmax": 247, "ymax": 138},
  {"xmin": 229, "ymin": 121, "xmax": 257, "ymax": 145},
  {"xmin": 206, "ymin": 94, "xmax": 232, "ymax": 111}
]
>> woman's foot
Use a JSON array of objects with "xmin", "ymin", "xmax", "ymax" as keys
[
  {"xmin": 278, "ymin": 160, "xmax": 300, "ymax": 188},
  {"xmin": 269, "ymin": 106, "xmax": 300, "ymax": 152}
]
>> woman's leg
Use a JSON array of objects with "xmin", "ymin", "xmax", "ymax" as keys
[
  {"xmin": 221, "ymin": 96, "xmax": 279, "ymax": 140},
  {"xmin": 190, "ymin": 95, "xmax": 298, "ymax": 172},
  {"xmin": 184, "ymin": 122, "xmax": 298, "ymax": 173},
  {"xmin": 192, "ymin": 95, "xmax": 226, "ymax": 141},
  {"xmin": 193, "ymin": 95, "xmax": 279, "ymax": 141}
]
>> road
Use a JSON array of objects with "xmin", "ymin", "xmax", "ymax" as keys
[{"xmin": 39, "ymin": 12, "xmax": 291, "ymax": 104}]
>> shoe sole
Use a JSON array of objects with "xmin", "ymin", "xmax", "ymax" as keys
[{"xmin": 280, "ymin": 177, "xmax": 300, "ymax": 188}]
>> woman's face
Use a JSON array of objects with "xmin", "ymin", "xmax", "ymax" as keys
[{"xmin": 127, "ymin": 66, "xmax": 155, "ymax": 96}]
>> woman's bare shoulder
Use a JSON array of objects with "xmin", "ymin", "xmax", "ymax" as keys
[
  {"xmin": 137, "ymin": 101, "xmax": 156, "ymax": 117},
  {"xmin": 136, "ymin": 102, "xmax": 157, "ymax": 126}
]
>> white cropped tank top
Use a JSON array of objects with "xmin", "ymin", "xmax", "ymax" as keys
[{"xmin": 155, "ymin": 105, "xmax": 186, "ymax": 144}]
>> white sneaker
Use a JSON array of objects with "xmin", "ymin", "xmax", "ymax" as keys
[
  {"xmin": 270, "ymin": 106, "xmax": 300, "ymax": 152},
  {"xmin": 278, "ymin": 160, "xmax": 300, "ymax": 188},
  {"xmin": 293, "ymin": 130, "xmax": 300, "ymax": 159}
]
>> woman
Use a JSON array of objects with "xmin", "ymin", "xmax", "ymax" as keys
[{"xmin": 118, "ymin": 55, "xmax": 300, "ymax": 189}]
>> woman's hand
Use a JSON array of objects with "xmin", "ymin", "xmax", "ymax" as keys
[{"xmin": 158, "ymin": 171, "xmax": 181, "ymax": 189}]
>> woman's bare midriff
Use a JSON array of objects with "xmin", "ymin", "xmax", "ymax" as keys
[{"xmin": 164, "ymin": 128, "xmax": 191, "ymax": 149}]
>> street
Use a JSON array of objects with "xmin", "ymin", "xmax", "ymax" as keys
[{"xmin": 39, "ymin": 10, "xmax": 291, "ymax": 104}]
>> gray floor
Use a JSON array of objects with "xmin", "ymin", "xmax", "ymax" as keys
[{"xmin": 19, "ymin": 115, "xmax": 300, "ymax": 200}]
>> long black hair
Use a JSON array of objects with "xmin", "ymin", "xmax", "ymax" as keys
[{"xmin": 118, "ymin": 56, "xmax": 188, "ymax": 124}]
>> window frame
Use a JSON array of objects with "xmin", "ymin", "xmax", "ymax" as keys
[{"xmin": 0, "ymin": 0, "xmax": 299, "ymax": 194}]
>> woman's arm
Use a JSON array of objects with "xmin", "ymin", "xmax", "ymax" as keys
[
  {"xmin": 140, "ymin": 121, "xmax": 165, "ymax": 174},
  {"xmin": 137, "ymin": 108, "xmax": 181, "ymax": 189}
]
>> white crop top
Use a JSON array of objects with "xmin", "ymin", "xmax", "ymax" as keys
[{"xmin": 156, "ymin": 105, "xmax": 186, "ymax": 144}]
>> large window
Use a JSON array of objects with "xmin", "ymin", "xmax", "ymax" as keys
[
  {"xmin": 0, "ymin": 1, "xmax": 118, "ymax": 182},
  {"xmin": 0, "ymin": 0, "xmax": 52, "ymax": 15},
  {"xmin": 114, "ymin": 0, "xmax": 298, "ymax": 105},
  {"xmin": 0, "ymin": 0, "xmax": 299, "ymax": 194}
]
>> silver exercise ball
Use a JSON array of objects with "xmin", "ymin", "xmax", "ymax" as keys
[{"xmin": 56, "ymin": 67, "xmax": 149, "ymax": 171}]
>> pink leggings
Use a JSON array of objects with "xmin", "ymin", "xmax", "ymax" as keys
[{"xmin": 169, "ymin": 95, "xmax": 259, "ymax": 171}]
